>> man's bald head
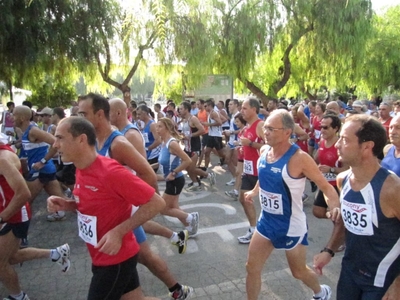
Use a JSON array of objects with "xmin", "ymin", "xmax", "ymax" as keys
[
  {"xmin": 326, "ymin": 101, "xmax": 340, "ymax": 114},
  {"xmin": 109, "ymin": 98, "xmax": 128, "ymax": 126},
  {"xmin": 14, "ymin": 105, "xmax": 33, "ymax": 120},
  {"xmin": 109, "ymin": 98, "xmax": 127, "ymax": 112}
]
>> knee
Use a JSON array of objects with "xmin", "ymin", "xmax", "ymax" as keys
[
  {"xmin": 246, "ymin": 260, "xmax": 262, "ymax": 275},
  {"xmin": 290, "ymin": 268, "xmax": 307, "ymax": 280}
]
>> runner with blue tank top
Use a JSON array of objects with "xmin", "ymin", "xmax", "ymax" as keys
[
  {"xmin": 136, "ymin": 105, "xmax": 161, "ymax": 171},
  {"xmin": 244, "ymin": 110, "xmax": 341, "ymax": 300},
  {"xmin": 314, "ymin": 114, "xmax": 400, "ymax": 300},
  {"xmin": 224, "ymin": 99, "xmax": 240, "ymax": 186},
  {"xmin": 13, "ymin": 105, "xmax": 66, "ymax": 223},
  {"xmin": 382, "ymin": 114, "xmax": 400, "ymax": 177},
  {"xmin": 156, "ymin": 117, "xmax": 200, "ymax": 238}
]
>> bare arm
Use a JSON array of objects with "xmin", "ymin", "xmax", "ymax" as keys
[
  {"xmin": 111, "ymin": 137, "xmax": 158, "ymax": 191},
  {"xmin": 148, "ymin": 122, "xmax": 161, "ymax": 150},
  {"xmin": 125, "ymin": 129, "xmax": 147, "ymax": 159},
  {"xmin": 190, "ymin": 116, "xmax": 205, "ymax": 137},
  {"xmin": 0, "ymin": 154, "xmax": 31, "ymax": 221}
]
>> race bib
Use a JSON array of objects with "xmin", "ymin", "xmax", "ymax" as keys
[
  {"xmin": 259, "ymin": 188, "xmax": 283, "ymax": 215},
  {"xmin": 314, "ymin": 130, "xmax": 321, "ymax": 139},
  {"xmin": 341, "ymin": 199, "xmax": 373, "ymax": 236},
  {"xmin": 77, "ymin": 211, "xmax": 98, "ymax": 246},
  {"xmin": 244, "ymin": 159, "xmax": 254, "ymax": 175},
  {"xmin": 142, "ymin": 133, "xmax": 149, "ymax": 143}
]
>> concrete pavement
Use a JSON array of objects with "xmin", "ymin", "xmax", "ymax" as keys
[{"xmin": 0, "ymin": 155, "xmax": 343, "ymax": 299}]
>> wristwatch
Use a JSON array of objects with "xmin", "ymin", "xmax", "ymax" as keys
[
  {"xmin": 330, "ymin": 167, "xmax": 335, "ymax": 173},
  {"xmin": 40, "ymin": 158, "xmax": 47, "ymax": 164},
  {"xmin": 320, "ymin": 247, "xmax": 335, "ymax": 257}
]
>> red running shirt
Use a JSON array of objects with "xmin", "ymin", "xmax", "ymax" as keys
[
  {"xmin": 74, "ymin": 155, "xmax": 155, "ymax": 266},
  {"xmin": 317, "ymin": 139, "xmax": 340, "ymax": 186},
  {"xmin": 242, "ymin": 119, "xmax": 263, "ymax": 176},
  {"xmin": 0, "ymin": 145, "xmax": 30, "ymax": 223}
]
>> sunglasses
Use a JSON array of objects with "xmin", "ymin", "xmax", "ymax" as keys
[{"xmin": 320, "ymin": 126, "xmax": 331, "ymax": 130}]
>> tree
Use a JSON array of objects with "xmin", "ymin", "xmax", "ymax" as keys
[{"xmin": 160, "ymin": 0, "xmax": 373, "ymax": 104}]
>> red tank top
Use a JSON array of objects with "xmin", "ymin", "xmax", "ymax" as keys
[
  {"xmin": 311, "ymin": 115, "xmax": 323, "ymax": 144},
  {"xmin": 0, "ymin": 145, "xmax": 31, "ymax": 223},
  {"xmin": 318, "ymin": 139, "xmax": 340, "ymax": 186},
  {"xmin": 243, "ymin": 119, "xmax": 263, "ymax": 176}
]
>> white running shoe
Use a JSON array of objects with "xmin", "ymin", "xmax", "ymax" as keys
[
  {"xmin": 312, "ymin": 284, "xmax": 332, "ymax": 300},
  {"xmin": 237, "ymin": 229, "xmax": 253, "ymax": 244},
  {"xmin": 188, "ymin": 212, "xmax": 199, "ymax": 237},
  {"xmin": 226, "ymin": 178, "xmax": 236, "ymax": 186},
  {"xmin": 225, "ymin": 190, "xmax": 238, "ymax": 200},
  {"xmin": 3, "ymin": 293, "xmax": 30, "ymax": 300},
  {"xmin": 169, "ymin": 285, "xmax": 194, "ymax": 299},
  {"xmin": 47, "ymin": 211, "xmax": 66, "ymax": 222},
  {"xmin": 208, "ymin": 172, "xmax": 216, "ymax": 186},
  {"xmin": 53, "ymin": 243, "xmax": 71, "ymax": 272}
]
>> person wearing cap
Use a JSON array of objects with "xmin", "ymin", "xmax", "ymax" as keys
[
  {"xmin": 351, "ymin": 100, "xmax": 366, "ymax": 114},
  {"xmin": 36, "ymin": 107, "xmax": 53, "ymax": 132}
]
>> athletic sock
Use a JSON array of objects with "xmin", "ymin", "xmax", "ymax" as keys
[
  {"xmin": 313, "ymin": 286, "xmax": 326, "ymax": 299},
  {"xmin": 186, "ymin": 214, "xmax": 193, "ymax": 224},
  {"xmin": 170, "ymin": 232, "xmax": 179, "ymax": 243},
  {"xmin": 10, "ymin": 291, "xmax": 25, "ymax": 300},
  {"xmin": 50, "ymin": 249, "xmax": 60, "ymax": 261},
  {"xmin": 250, "ymin": 227, "xmax": 255, "ymax": 233}
]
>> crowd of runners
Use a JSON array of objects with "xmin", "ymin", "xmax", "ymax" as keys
[{"xmin": 0, "ymin": 94, "xmax": 399, "ymax": 300}]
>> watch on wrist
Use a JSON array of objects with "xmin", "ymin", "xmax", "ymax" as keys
[
  {"xmin": 40, "ymin": 158, "xmax": 47, "ymax": 164},
  {"xmin": 320, "ymin": 247, "xmax": 335, "ymax": 257},
  {"xmin": 249, "ymin": 142, "xmax": 253, "ymax": 147},
  {"xmin": 330, "ymin": 167, "xmax": 335, "ymax": 173}
]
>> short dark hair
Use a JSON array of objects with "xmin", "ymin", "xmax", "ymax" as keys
[
  {"xmin": 322, "ymin": 114, "xmax": 341, "ymax": 132},
  {"xmin": 6, "ymin": 101, "xmax": 14, "ymax": 108},
  {"xmin": 168, "ymin": 102, "xmax": 176, "ymax": 109},
  {"xmin": 248, "ymin": 98, "xmax": 260, "ymax": 114},
  {"xmin": 154, "ymin": 103, "xmax": 161, "ymax": 109},
  {"xmin": 206, "ymin": 99, "xmax": 214, "ymax": 107},
  {"xmin": 66, "ymin": 117, "xmax": 96, "ymax": 146},
  {"xmin": 230, "ymin": 99, "xmax": 239, "ymax": 106},
  {"xmin": 346, "ymin": 114, "xmax": 387, "ymax": 157},
  {"xmin": 81, "ymin": 93, "xmax": 110, "ymax": 120},
  {"xmin": 53, "ymin": 107, "xmax": 65, "ymax": 119},
  {"xmin": 181, "ymin": 101, "xmax": 191, "ymax": 111},
  {"xmin": 22, "ymin": 100, "xmax": 32, "ymax": 108},
  {"xmin": 191, "ymin": 101, "xmax": 196, "ymax": 105},
  {"xmin": 137, "ymin": 105, "xmax": 150, "ymax": 114},
  {"xmin": 197, "ymin": 99, "xmax": 205, "ymax": 105},
  {"xmin": 234, "ymin": 113, "xmax": 246, "ymax": 125}
]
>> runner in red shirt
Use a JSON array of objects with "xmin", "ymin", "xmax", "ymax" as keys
[
  {"xmin": 0, "ymin": 141, "xmax": 71, "ymax": 300},
  {"xmin": 237, "ymin": 98, "xmax": 265, "ymax": 244},
  {"xmin": 48, "ymin": 117, "xmax": 165, "ymax": 300}
]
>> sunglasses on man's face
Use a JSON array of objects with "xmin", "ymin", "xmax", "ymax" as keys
[{"xmin": 320, "ymin": 126, "xmax": 331, "ymax": 130}]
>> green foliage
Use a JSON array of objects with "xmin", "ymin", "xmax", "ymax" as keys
[{"xmin": 27, "ymin": 77, "xmax": 76, "ymax": 108}]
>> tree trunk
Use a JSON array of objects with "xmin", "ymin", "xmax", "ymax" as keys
[{"xmin": 8, "ymin": 79, "xmax": 13, "ymax": 101}]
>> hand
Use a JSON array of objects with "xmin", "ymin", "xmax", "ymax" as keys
[
  {"xmin": 47, "ymin": 196, "xmax": 68, "ymax": 213},
  {"xmin": 165, "ymin": 172, "xmax": 175, "ymax": 181},
  {"xmin": 32, "ymin": 161, "xmax": 44, "ymax": 171},
  {"xmin": 326, "ymin": 207, "xmax": 341, "ymax": 222},
  {"xmin": 244, "ymin": 190, "xmax": 256, "ymax": 203},
  {"xmin": 224, "ymin": 130, "xmax": 231, "ymax": 136},
  {"xmin": 382, "ymin": 276, "xmax": 400, "ymax": 300},
  {"xmin": 313, "ymin": 252, "xmax": 332, "ymax": 275},
  {"xmin": 240, "ymin": 137, "xmax": 251, "ymax": 147},
  {"xmin": 318, "ymin": 165, "xmax": 331, "ymax": 173},
  {"xmin": 95, "ymin": 229, "xmax": 123, "ymax": 255}
]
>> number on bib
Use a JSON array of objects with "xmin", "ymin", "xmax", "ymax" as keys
[
  {"xmin": 341, "ymin": 200, "xmax": 373, "ymax": 236},
  {"xmin": 244, "ymin": 159, "xmax": 254, "ymax": 175},
  {"xmin": 77, "ymin": 211, "xmax": 98, "ymax": 246},
  {"xmin": 259, "ymin": 189, "xmax": 283, "ymax": 215}
]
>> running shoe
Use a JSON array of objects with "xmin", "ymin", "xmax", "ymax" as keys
[
  {"xmin": 208, "ymin": 172, "xmax": 216, "ymax": 186},
  {"xmin": 226, "ymin": 178, "xmax": 236, "ymax": 186},
  {"xmin": 64, "ymin": 188, "xmax": 73, "ymax": 198},
  {"xmin": 53, "ymin": 243, "xmax": 71, "ymax": 272},
  {"xmin": 3, "ymin": 293, "xmax": 30, "ymax": 300},
  {"xmin": 188, "ymin": 212, "xmax": 199, "ymax": 237},
  {"xmin": 186, "ymin": 183, "xmax": 201, "ymax": 192},
  {"xmin": 237, "ymin": 228, "xmax": 253, "ymax": 244},
  {"xmin": 225, "ymin": 190, "xmax": 238, "ymax": 200},
  {"xmin": 20, "ymin": 237, "xmax": 28, "ymax": 249},
  {"xmin": 312, "ymin": 284, "xmax": 332, "ymax": 300},
  {"xmin": 47, "ymin": 211, "xmax": 66, "ymax": 222},
  {"xmin": 169, "ymin": 285, "xmax": 194, "ymax": 300},
  {"xmin": 172, "ymin": 230, "xmax": 189, "ymax": 254}
]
